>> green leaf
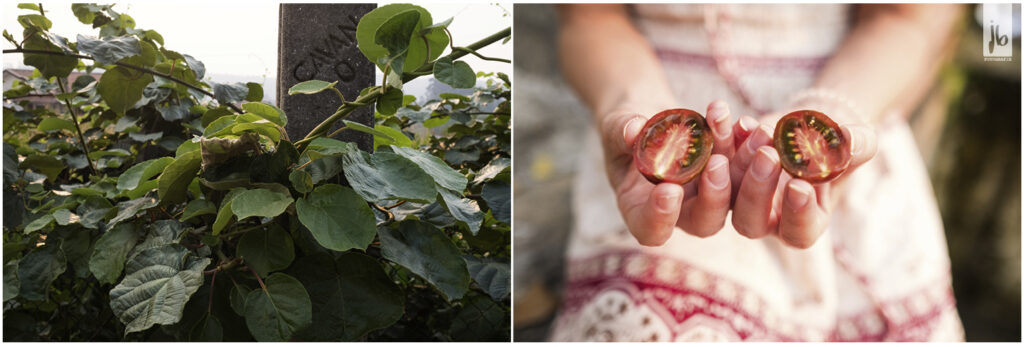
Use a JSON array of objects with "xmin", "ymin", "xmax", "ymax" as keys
[
  {"xmin": 108, "ymin": 195, "xmax": 159, "ymax": 227},
  {"xmin": 23, "ymin": 33, "xmax": 77, "ymax": 78},
  {"xmin": 18, "ymin": 14, "xmax": 51, "ymax": 30},
  {"xmin": 98, "ymin": 66, "xmax": 154, "ymax": 115},
  {"xmin": 230, "ymin": 283, "xmax": 251, "ymax": 316},
  {"xmin": 291, "ymin": 252, "xmax": 404, "ymax": 341},
  {"xmin": 243, "ymin": 273, "xmax": 312, "ymax": 342},
  {"xmin": 109, "ymin": 244, "xmax": 211, "ymax": 335},
  {"xmin": 472, "ymin": 157, "xmax": 511, "ymax": 185},
  {"xmin": 24, "ymin": 214, "xmax": 54, "ymax": 234},
  {"xmin": 245, "ymin": 82, "xmax": 264, "ymax": 102},
  {"xmin": 62, "ymin": 230, "xmax": 94, "ymax": 278},
  {"xmin": 295, "ymin": 184, "xmax": 376, "ymax": 252},
  {"xmin": 120, "ymin": 39, "xmax": 157, "ymax": 67},
  {"xmin": 303, "ymin": 137, "xmax": 357, "ymax": 161},
  {"xmin": 463, "ymin": 255, "xmax": 510, "ymax": 301},
  {"xmin": 52, "ymin": 208, "xmax": 79, "ymax": 225},
  {"xmin": 77, "ymin": 195, "xmax": 113, "ymax": 229},
  {"xmin": 179, "ymin": 199, "xmax": 216, "ymax": 222},
  {"xmin": 449, "ymin": 294, "xmax": 510, "ymax": 341},
  {"xmin": 17, "ymin": 3, "xmax": 40, "ymax": 11},
  {"xmin": 374, "ymin": 10, "xmax": 420, "ymax": 75},
  {"xmin": 342, "ymin": 150, "xmax": 436, "ymax": 203},
  {"xmin": 287, "ymin": 80, "xmax": 336, "ymax": 95},
  {"xmin": 433, "ymin": 57, "xmax": 476, "ymax": 89},
  {"xmin": 357, "ymin": 4, "xmax": 447, "ymax": 73},
  {"xmin": 19, "ymin": 154, "xmax": 65, "ymax": 182},
  {"xmin": 212, "ymin": 189, "xmax": 246, "ymax": 235},
  {"xmin": 379, "ymin": 220, "xmax": 470, "ymax": 301},
  {"xmin": 4, "ymin": 262, "xmax": 19, "ymax": 302},
  {"xmin": 422, "ymin": 16, "xmax": 454, "ymax": 31},
  {"xmin": 375, "ymin": 87, "xmax": 403, "ymax": 116},
  {"xmin": 438, "ymin": 187, "xmax": 483, "ymax": 235},
  {"xmin": 422, "ymin": 116, "xmax": 449, "ymax": 128},
  {"xmin": 37, "ymin": 117, "xmax": 75, "ymax": 133},
  {"xmin": 89, "ymin": 223, "xmax": 141, "ymax": 284},
  {"xmin": 390, "ymin": 145, "xmax": 467, "ymax": 192},
  {"xmin": 230, "ymin": 188, "xmax": 293, "ymax": 221},
  {"xmin": 211, "ymin": 82, "xmax": 249, "ymax": 105},
  {"xmin": 158, "ymin": 150, "xmax": 202, "ymax": 205},
  {"xmin": 372, "ymin": 125, "xmax": 413, "ymax": 150},
  {"xmin": 190, "ymin": 314, "xmax": 223, "ymax": 342},
  {"xmin": 118, "ymin": 157, "xmax": 174, "ymax": 191},
  {"xmin": 76, "ymin": 34, "xmax": 141, "ymax": 65},
  {"xmin": 288, "ymin": 170, "xmax": 313, "ymax": 194},
  {"xmin": 482, "ymin": 181, "xmax": 510, "ymax": 225},
  {"xmin": 241, "ymin": 102, "xmax": 287, "ymax": 127},
  {"xmin": 17, "ymin": 243, "xmax": 67, "ymax": 301},
  {"xmin": 342, "ymin": 120, "xmax": 394, "ymax": 142},
  {"xmin": 237, "ymin": 225, "xmax": 294, "ymax": 278}
]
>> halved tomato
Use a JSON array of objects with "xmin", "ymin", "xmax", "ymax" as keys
[
  {"xmin": 772, "ymin": 110, "xmax": 851, "ymax": 183},
  {"xmin": 633, "ymin": 109, "xmax": 714, "ymax": 184}
]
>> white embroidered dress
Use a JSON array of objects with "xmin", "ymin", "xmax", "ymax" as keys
[{"xmin": 550, "ymin": 4, "xmax": 965, "ymax": 342}]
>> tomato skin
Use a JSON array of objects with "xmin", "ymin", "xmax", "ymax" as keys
[
  {"xmin": 772, "ymin": 110, "xmax": 851, "ymax": 183},
  {"xmin": 632, "ymin": 109, "xmax": 714, "ymax": 185}
]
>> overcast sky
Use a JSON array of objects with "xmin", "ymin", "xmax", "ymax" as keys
[{"xmin": 2, "ymin": 2, "xmax": 512, "ymax": 100}]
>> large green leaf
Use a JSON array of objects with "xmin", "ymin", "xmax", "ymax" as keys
[
  {"xmin": 243, "ymin": 273, "xmax": 312, "ymax": 342},
  {"xmin": 287, "ymin": 80, "xmax": 336, "ymax": 95},
  {"xmin": 241, "ymin": 102, "xmax": 287, "ymax": 127},
  {"xmin": 189, "ymin": 313, "xmax": 223, "ymax": 342},
  {"xmin": 372, "ymin": 125, "xmax": 413, "ymax": 150},
  {"xmin": 211, "ymin": 82, "xmax": 248, "ymax": 105},
  {"xmin": 341, "ymin": 150, "xmax": 436, "ymax": 203},
  {"xmin": 463, "ymin": 255, "xmax": 510, "ymax": 301},
  {"xmin": 109, "ymin": 244, "xmax": 211, "ymax": 335},
  {"xmin": 76, "ymin": 34, "xmax": 141, "ymax": 65},
  {"xmin": 230, "ymin": 189, "xmax": 293, "ymax": 220},
  {"xmin": 98, "ymin": 66, "xmax": 154, "ymax": 115},
  {"xmin": 108, "ymin": 195, "xmax": 158, "ymax": 227},
  {"xmin": 158, "ymin": 150, "xmax": 201, "ymax": 205},
  {"xmin": 22, "ymin": 33, "xmax": 77, "ymax": 78},
  {"xmin": 438, "ymin": 187, "xmax": 483, "ymax": 235},
  {"xmin": 4, "ymin": 262, "xmax": 19, "ymax": 302},
  {"xmin": 292, "ymin": 252, "xmax": 404, "ymax": 341},
  {"xmin": 378, "ymin": 220, "xmax": 470, "ymax": 301},
  {"xmin": 179, "ymin": 199, "xmax": 216, "ymax": 222},
  {"xmin": 117, "ymin": 157, "xmax": 174, "ymax": 191},
  {"xmin": 17, "ymin": 243, "xmax": 67, "ymax": 301},
  {"xmin": 374, "ymin": 9, "xmax": 420, "ymax": 75},
  {"xmin": 481, "ymin": 181, "xmax": 510, "ymax": 225},
  {"xmin": 295, "ymin": 184, "xmax": 376, "ymax": 252},
  {"xmin": 37, "ymin": 117, "xmax": 75, "ymax": 133},
  {"xmin": 212, "ymin": 189, "xmax": 246, "ymax": 235},
  {"xmin": 433, "ymin": 57, "xmax": 476, "ymax": 89},
  {"xmin": 356, "ymin": 4, "xmax": 447, "ymax": 73},
  {"xmin": 389, "ymin": 145, "xmax": 467, "ymax": 192},
  {"xmin": 236, "ymin": 225, "xmax": 294, "ymax": 278},
  {"xmin": 449, "ymin": 294, "xmax": 510, "ymax": 342},
  {"xmin": 77, "ymin": 195, "xmax": 113, "ymax": 229},
  {"xmin": 89, "ymin": 223, "xmax": 141, "ymax": 284},
  {"xmin": 375, "ymin": 87, "xmax": 403, "ymax": 116},
  {"xmin": 19, "ymin": 154, "xmax": 65, "ymax": 182},
  {"xmin": 472, "ymin": 157, "xmax": 510, "ymax": 185}
]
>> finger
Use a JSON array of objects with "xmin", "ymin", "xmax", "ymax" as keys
[
  {"xmin": 617, "ymin": 177, "xmax": 685, "ymax": 247},
  {"xmin": 730, "ymin": 125, "xmax": 773, "ymax": 202},
  {"xmin": 732, "ymin": 147, "xmax": 782, "ymax": 239},
  {"xmin": 705, "ymin": 101, "xmax": 734, "ymax": 157},
  {"xmin": 602, "ymin": 114, "xmax": 646, "ymax": 156},
  {"xmin": 843, "ymin": 124, "xmax": 878, "ymax": 170},
  {"xmin": 733, "ymin": 115, "xmax": 759, "ymax": 150},
  {"xmin": 678, "ymin": 154, "xmax": 731, "ymax": 237},
  {"xmin": 778, "ymin": 179, "xmax": 829, "ymax": 249}
]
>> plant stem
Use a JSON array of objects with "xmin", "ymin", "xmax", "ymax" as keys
[
  {"xmin": 325, "ymin": 125, "xmax": 348, "ymax": 139},
  {"xmin": 403, "ymin": 27, "xmax": 510, "ymax": 83},
  {"xmin": 2, "ymin": 48, "xmax": 244, "ymax": 113},
  {"xmin": 248, "ymin": 266, "xmax": 267, "ymax": 292},
  {"xmin": 451, "ymin": 46, "xmax": 511, "ymax": 63},
  {"xmin": 207, "ymin": 270, "xmax": 217, "ymax": 313},
  {"xmin": 55, "ymin": 77, "xmax": 97, "ymax": 175}
]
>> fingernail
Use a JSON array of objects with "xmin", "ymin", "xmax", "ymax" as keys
[
  {"xmin": 623, "ymin": 117, "xmax": 644, "ymax": 144},
  {"xmin": 706, "ymin": 156, "xmax": 729, "ymax": 189},
  {"xmin": 751, "ymin": 148, "xmax": 777, "ymax": 181},
  {"xmin": 786, "ymin": 181, "xmax": 812, "ymax": 209},
  {"xmin": 745, "ymin": 127, "xmax": 771, "ymax": 154},
  {"xmin": 658, "ymin": 190, "xmax": 681, "ymax": 211},
  {"xmin": 739, "ymin": 116, "xmax": 759, "ymax": 133}
]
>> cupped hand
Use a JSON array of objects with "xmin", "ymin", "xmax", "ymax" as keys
[
  {"xmin": 601, "ymin": 101, "xmax": 745, "ymax": 246},
  {"xmin": 728, "ymin": 113, "xmax": 878, "ymax": 248}
]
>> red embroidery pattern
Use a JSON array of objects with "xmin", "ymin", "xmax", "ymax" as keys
[{"xmin": 555, "ymin": 250, "xmax": 958, "ymax": 342}]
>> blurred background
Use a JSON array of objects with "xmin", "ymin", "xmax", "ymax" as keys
[{"xmin": 512, "ymin": 4, "xmax": 1021, "ymax": 342}]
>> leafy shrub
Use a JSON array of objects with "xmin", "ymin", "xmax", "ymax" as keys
[{"xmin": 2, "ymin": 3, "xmax": 510, "ymax": 341}]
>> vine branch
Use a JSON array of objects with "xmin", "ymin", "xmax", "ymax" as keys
[
  {"xmin": 2, "ymin": 48, "xmax": 244, "ymax": 113},
  {"xmin": 55, "ymin": 77, "xmax": 97, "ymax": 175}
]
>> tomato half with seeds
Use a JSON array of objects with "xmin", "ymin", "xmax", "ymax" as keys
[
  {"xmin": 633, "ymin": 108, "xmax": 714, "ymax": 184},
  {"xmin": 772, "ymin": 110, "xmax": 851, "ymax": 183}
]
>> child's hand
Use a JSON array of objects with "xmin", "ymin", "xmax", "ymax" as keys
[
  {"xmin": 729, "ymin": 114, "xmax": 878, "ymax": 248},
  {"xmin": 602, "ymin": 101, "xmax": 741, "ymax": 246}
]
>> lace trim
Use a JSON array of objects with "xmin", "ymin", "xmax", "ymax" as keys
[{"xmin": 553, "ymin": 250, "xmax": 959, "ymax": 342}]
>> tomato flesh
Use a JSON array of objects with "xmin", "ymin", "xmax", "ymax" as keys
[
  {"xmin": 633, "ymin": 109, "xmax": 713, "ymax": 184},
  {"xmin": 772, "ymin": 110, "xmax": 851, "ymax": 183}
]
